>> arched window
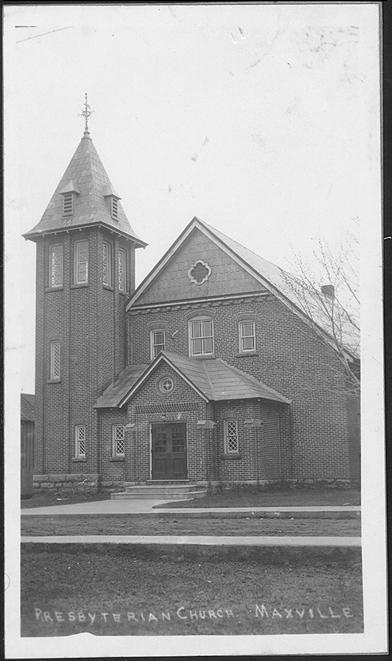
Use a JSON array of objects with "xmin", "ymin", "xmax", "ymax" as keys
[{"xmin": 188, "ymin": 316, "xmax": 214, "ymax": 357}]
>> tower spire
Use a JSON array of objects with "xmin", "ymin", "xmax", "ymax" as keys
[{"xmin": 79, "ymin": 92, "xmax": 93, "ymax": 137}]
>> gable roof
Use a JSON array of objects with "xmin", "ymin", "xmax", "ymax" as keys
[
  {"xmin": 21, "ymin": 393, "xmax": 35, "ymax": 422},
  {"xmin": 94, "ymin": 365, "xmax": 147, "ymax": 408},
  {"xmin": 24, "ymin": 131, "xmax": 146, "ymax": 246},
  {"xmin": 126, "ymin": 216, "xmax": 359, "ymax": 357},
  {"xmin": 94, "ymin": 351, "xmax": 291, "ymax": 408}
]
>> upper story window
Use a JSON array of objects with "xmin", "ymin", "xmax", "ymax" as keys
[
  {"xmin": 49, "ymin": 340, "xmax": 61, "ymax": 381},
  {"xmin": 63, "ymin": 192, "xmax": 73, "ymax": 215},
  {"xmin": 224, "ymin": 420, "xmax": 240, "ymax": 454},
  {"xmin": 48, "ymin": 244, "xmax": 63, "ymax": 288},
  {"xmin": 150, "ymin": 329, "xmax": 165, "ymax": 359},
  {"xmin": 74, "ymin": 425, "xmax": 86, "ymax": 459},
  {"xmin": 102, "ymin": 241, "xmax": 112, "ymax": 287},
  {"xmin": 112, "ymin": 424, "xmax": 125, "ymax": 457},
  {"xmin": 239, "ymin": 320, "xmax": 256, "ymax": 353},
  {"xmin": 189, "ymin": 317, "xmax": 214, "ymax": 357},
  {"xmin": 118, "ymin": 248, "xmax": 127, "ymax": 292},
  {"xmin": 74, "ymin": 240, "xmax": 89, "ymax": 285}
]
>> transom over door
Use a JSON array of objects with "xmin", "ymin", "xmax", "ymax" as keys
[{"xmin": 151, "ymin": 423, "xmax": 187, "ymax": 480}]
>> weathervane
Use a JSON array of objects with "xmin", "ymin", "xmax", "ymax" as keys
[{"xmin": 80, "ymin": 92, "xmax": 93, "ymax": 135}]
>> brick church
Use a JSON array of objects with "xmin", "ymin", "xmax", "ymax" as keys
[{"xmin": 24, "ymin": 107, "xmax": 360, "ymax": 494}]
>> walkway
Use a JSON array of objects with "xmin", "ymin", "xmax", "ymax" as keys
[
  {"xmin": 21, "ymin": 534, "xmax": 361, "ymax": 547},
  {"xmin": 21, "ymin": 500, "xmax": 361, "ymax": 517}
]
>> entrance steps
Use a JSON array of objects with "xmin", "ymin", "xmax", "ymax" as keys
[{"xmin": 111, "ymin": 482, "xmax": 207, "ymax": 501}]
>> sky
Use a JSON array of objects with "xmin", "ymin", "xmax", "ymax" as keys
[{"xmin": 4, "ymin": 3, "xmax": 380, "ymax": 393}]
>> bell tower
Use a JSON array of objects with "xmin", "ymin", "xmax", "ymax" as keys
[{"xmin": 24, "ymin": 95, "xmax": 147, "ymax": 476}]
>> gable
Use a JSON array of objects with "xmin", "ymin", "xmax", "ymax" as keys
[{"xmin": 134, "ymin": 227, "xmax": 264, "ymax": 306}]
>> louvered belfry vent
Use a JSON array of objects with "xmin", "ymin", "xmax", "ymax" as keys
[
  {"xmin": 111, "ymin": 196, "xmax": 119, "ymax": 220},
  {"xmin": 63, "ymin": 192, "xmax": 73, "ymax": 215}
]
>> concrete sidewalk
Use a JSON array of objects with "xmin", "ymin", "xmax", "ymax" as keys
[
  {"xmin": 21, "ymin": 499, "xmax": 361, "ymax": 517},
  {"xmin": 21, "ymin": 534, "xmax": 361, "ymax": 546}
]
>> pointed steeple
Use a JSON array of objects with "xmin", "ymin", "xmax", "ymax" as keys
[{"xmin": 24, "ymin": 97, "xmax": 146, "ymax": 247}]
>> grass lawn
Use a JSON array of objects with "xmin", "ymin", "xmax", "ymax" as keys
[
  {"xmin": 21, "ymin": 492, "xmax": 110, "ymax": 509},
  {"xmin": 156, "ymin": 487, "xmax": 361, "ymax": 508},
  {"xmin": 21, "ymin": 545, "xmax": 363, "ymax": 636},
  {"xmin": 21, "ymin": 514, "xmax": 361, "ymax": 537}
]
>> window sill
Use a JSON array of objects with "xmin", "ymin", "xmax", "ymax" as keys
[
  {"xmin": 103, "ymin": 284, "xmax": 114, "ymax": 292},
  {"xmin": 71, "ymin": 283, "xmax": 89, "ymax": 289},
  {"xmin": 48, "ymin": 379, "xmax": 61, "ymax": 384},
  {"xmin": 235, "ymin": 352, "xmax": 259, "ymax": 358},
  {"xmin": 220, "ymin": 454, "xmax": 242, "ymax": 460},
  {"xmin": 45, "ymin": 287, "xmax": 64, "ymax": 293},
  {"xmin": 110, "ymin": 457, "xmax": 125, "ymax": 462},
  {"xmin": 190, "ymin": 355, "xmax": 216, "ymax": 360},
  {"xmin": 72, "ymin": 458, "xmax": 87, "ymax": 463}
]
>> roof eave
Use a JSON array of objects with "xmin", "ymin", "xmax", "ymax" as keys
[{"xmin": 23, "ymin": 221, "xmax": 148, "ymax": 248}]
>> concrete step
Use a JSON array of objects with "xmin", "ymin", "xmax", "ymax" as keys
[
  {"xmin": 111, "ymin": 490, "xmax": 207, "ymax": 501},
  {"xmin": 124, "ymin": 485, "xmax": 205, "ymax": 495}
]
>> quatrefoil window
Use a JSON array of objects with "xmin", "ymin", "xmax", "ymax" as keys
[{"xmin": 188, "ymin": 260, "xmax": 211, "ymax": 285}]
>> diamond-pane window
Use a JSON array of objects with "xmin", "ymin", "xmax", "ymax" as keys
[
  {"xmin": 150, "ymin": 329, "xmax": 165, "ymax": 359},
  {"xmin": 239, "ymin": 320, "xmax": 256, "ymax": 352},
  {"xmin": 49, "ymin": 341, "xmax": 61, "ymax": 381},
  {"xmin": 75, "ymin": 425, "xmax": 86, "ymax": 458},
  {"xmin": 102, "ymin": 241, "xmax": 112, "ymax": 286},
  {"xmin": 118, "ymin": 248, "xmax": 127, "ymax": 292},
  {"xmin": 112, "ymin": 425, "xmax": 125, "ymax": 457},
  {"xmin": 189, "ymin": 318, "xmax": 214, "ymax": 356},
  {"xmin": 49, "ymin": 244, "xmax": 63, "ymax": 288},
  {"xmin": 74, "ymin": 240, "xmax": 89, "ymax": 284},
  {"xmin": 224, "ymin": 420, "xmax": 239, "ymax": 454}
]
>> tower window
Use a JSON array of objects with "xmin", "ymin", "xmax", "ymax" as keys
[
  {"xmin": 239, "ymin": 320, "xmax": 256, "ymax": 353},
  {"xmin": 49, "ymin": 244, "xmax": 63, "ymax": 288},
  {"xmin": 112, "ymin": 424, "xmax": 125, "ymax": 457},
  {"xmin": 102, "ymin": 241, "xmax": 112, "ymax": 287},
  {"xmin": 49, "ymin": 341, "xmax": 61, "ymax": 381},
  {"xmin": 118, "ymin": 248, "xmax": 127, "ymax": 292},
  {"xmin": 74, "ymin": 240, "xmax": 89, "ymax": 285},
  {"xmin": 111, "ymin": 197, "xmax": 119, "ymax": 220},
  {"xmin": 74, "ymin": 425, "xmax": 86, "ymax": 459},
  {"xmin": 224, "ymin": 420, "xmax": 239, "ymax": 454},
  {"xmin": 189, "ymin": 317, "xmax": 214, "ymax": 356},
  {"xmin": 150, "ymin": 329, "xmax": 165, "ymax": 359},
  {"xmin": 63, "ymin": 192, "xmax": 73, "ymax": 215}
]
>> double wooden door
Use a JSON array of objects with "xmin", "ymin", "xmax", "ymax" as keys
[{"xmin": 151, "ymin": 423, "xmax": 187, "ymax": 480}]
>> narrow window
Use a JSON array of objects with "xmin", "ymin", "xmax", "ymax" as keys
[
  {"xmin": 150, "ymin": 329, "xmax": 165, "ymax": 359},
  {"xmin": 112, "ymin": 424, "xmax": 125, "ymax": 457},
  {"xmin": 224, "ymin": 420, "xmax": 239, "ymax": 454},
  {"xmin": 49, "ymin": 341, "xmax": 61, "ymax": 381},
  {"xmin": 74, "ymin": 425, "xmax": 86, "ymax": 458},
  {"xmin": 111, "ymin": 197, "xmax": 119, "ymax": 220},
  {"xmin": 102, "ymin": 241, "xmax": 112, "ymax": 287},
  {"xmin": 189, "ymin": 318, "xmax": 214, "ymax": 356},
  {"xmin": 49, "ymin": 244, "xmax": 63, "ymax": 288},
  {"xmin": 118, "ymin": 248, "xmax": 127, "ymax": 292},
  {"xmin": 74, "ymin": 240, "xmax": 89, "ymax": 284},
  {"xmin": 239, "ymin": 320, "xmax": 256, "ymax": 353},
  {"xmin": 63, "ymin": 192, "xmax": 73, "ymax": 215}
]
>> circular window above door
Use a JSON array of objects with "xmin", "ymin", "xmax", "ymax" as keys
[{"xmin": 158, "ymin": 376, "xmax": 175, "ymax": 394}]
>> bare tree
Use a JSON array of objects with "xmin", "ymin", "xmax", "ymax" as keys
[{"xmin": 282, "ymin": 222, "xmax": 360, "ymax": 398}]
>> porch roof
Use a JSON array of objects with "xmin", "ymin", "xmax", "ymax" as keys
[{"xmin": 95, "ymin": 351, "xmax": 291, "ymax": 408}]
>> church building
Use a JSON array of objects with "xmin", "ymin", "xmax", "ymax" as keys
[{"xmin": 24, "ymin": 102, "xmax": 360, "ymax": 494}]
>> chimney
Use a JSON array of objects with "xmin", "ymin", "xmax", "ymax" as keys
[{"xmin": 321, "ymin": 284, "xmax": 335, "ymax": 299}]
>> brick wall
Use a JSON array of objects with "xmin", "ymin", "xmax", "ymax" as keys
[
  {"xmin": 127, "ymin": 362, "xmax": 208, "ymax": 482},
  {"xmin": 98, "ymin": 408, "xmax": 127, "ymax": 489},
  {"xmin": 128, "ymin": 295, "xmax": 353, "ymax": 480},
  {"xmin": 34, "ymin": 226, "xmax": 136, "ymax": 480}
]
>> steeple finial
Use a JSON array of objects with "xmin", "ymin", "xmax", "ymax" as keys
[{"xmin": 79, "ymin": 92, "xmax": 93, "ymax": 136}]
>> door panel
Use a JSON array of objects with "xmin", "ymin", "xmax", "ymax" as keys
[{"xmin": 152, "ymin": 423, "xmax": 187, "ymax": 479}]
